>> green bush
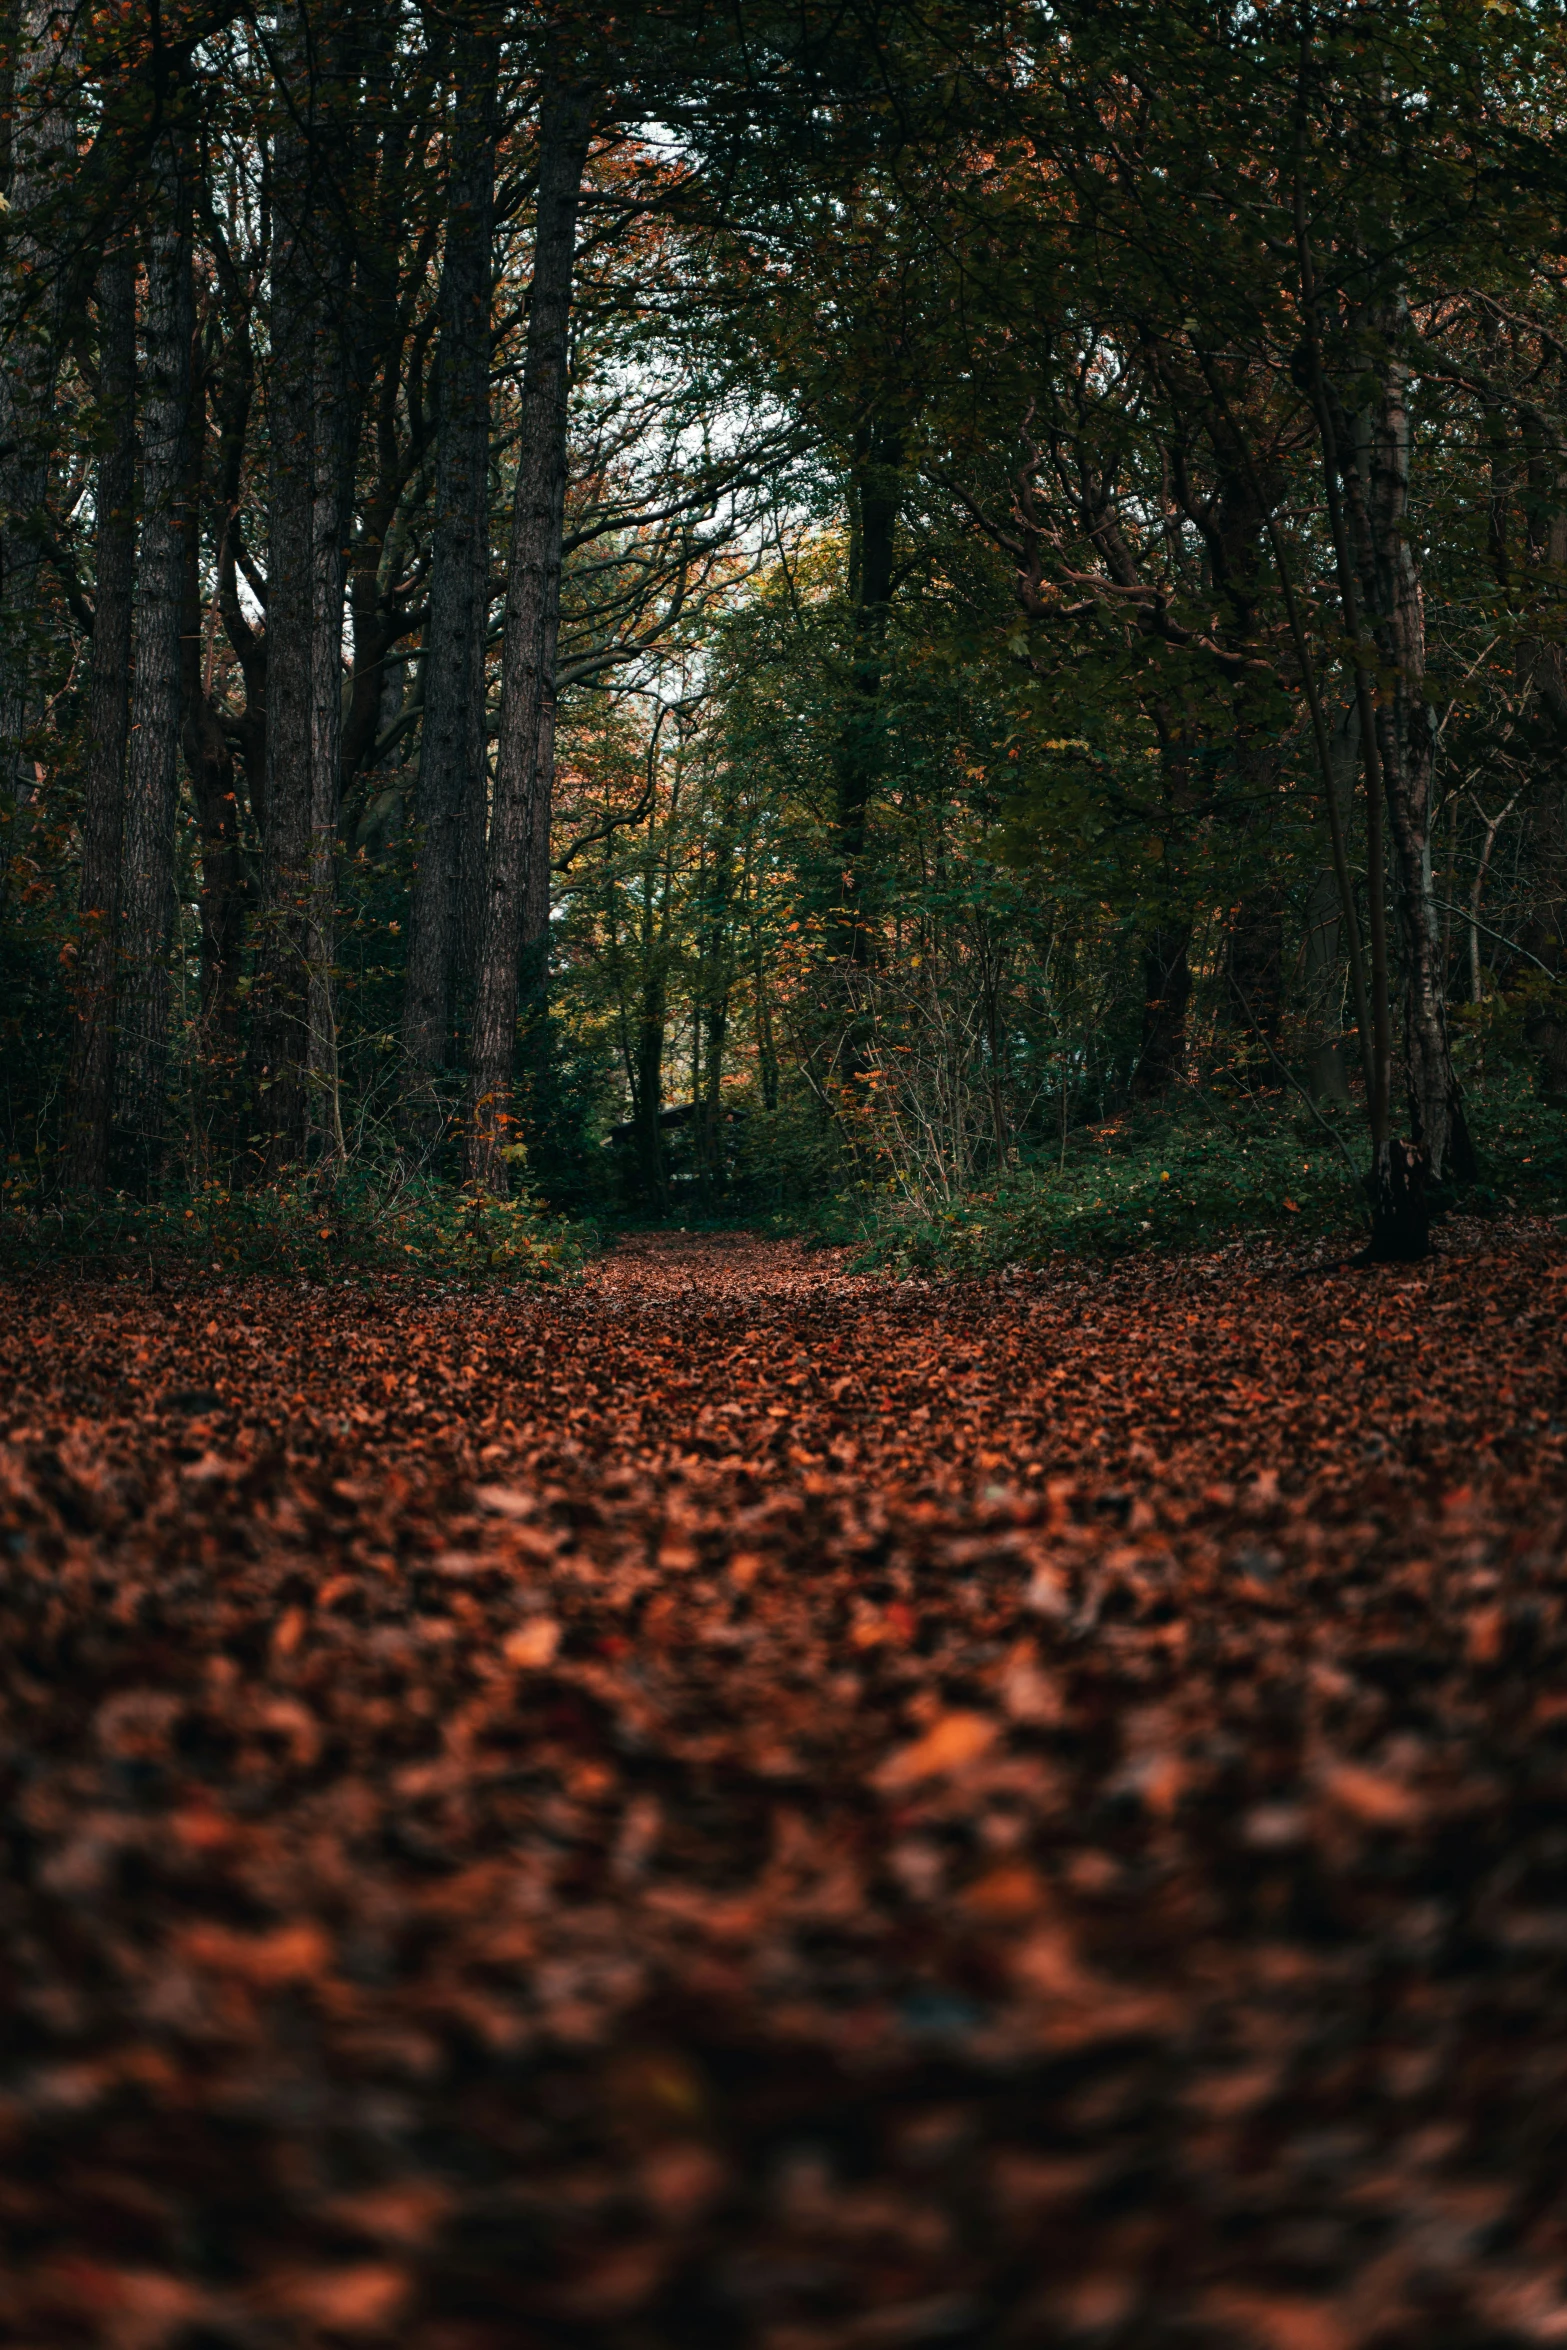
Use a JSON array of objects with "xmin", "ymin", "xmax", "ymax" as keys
[
  {"xmin": 0, "ymin": 1162, "xmax": 590, "ymax": 1287},
  {"xmin": 835, "ymin": 1079, "xmax": 1567, "ymax": 1279}
]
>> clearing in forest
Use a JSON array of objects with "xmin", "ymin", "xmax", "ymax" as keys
[{"xmin": 2, "ymin": 1228, "xmax": 1565, "ymax": 2348}]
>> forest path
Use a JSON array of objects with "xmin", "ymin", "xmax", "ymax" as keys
[
  {"xmin": 586, "ymin": 1223, "xmax": 882, "ymax": 1307},
  {"xmin": 2, "ymin": 1224, "xmax": 1566, "ymax": 2343}
]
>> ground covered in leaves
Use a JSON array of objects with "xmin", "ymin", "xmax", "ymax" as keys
[{"xmin": 2, "ymin": 1225, "xmax": 1566, "ymax": 2350}]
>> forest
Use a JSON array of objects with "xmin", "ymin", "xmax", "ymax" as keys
[
  {"xmin": 5, "ymin": 9, "xmax": 1567, "ymax": 2349},
  {"xmin": 4, "ymin": 0, "xmax": 1566, "ymax": 1266}
]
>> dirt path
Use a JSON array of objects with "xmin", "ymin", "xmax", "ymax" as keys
[{"xmin": 2, "ymin": 1227, "xmax": 1566, "ymax": 2346}]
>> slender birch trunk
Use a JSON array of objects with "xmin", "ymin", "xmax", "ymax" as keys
[
  {"xmin": 402, "ymin": 31, "xmax": 499, "ymax": 1147},
  {"xmin": 466, "ymin": 76, "xmax": 593, "ymax": 1192},
  {"xmin": 59, "ymin": 243, "xmax": 136, "ymax": 1194},
  {"xmin": 115, "ymin": 154, "xmax": 195, "ymax": 1187}
]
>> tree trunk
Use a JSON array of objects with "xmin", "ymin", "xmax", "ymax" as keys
[
  {"xmin": 1131, "ymin": 925, "xmax": 1192, "ymax": 1100},
  {"xmin": 59, "ymin": 243, "xmax": 136, "ymax": 1195},
  {"xmin": 402, "ymin": 31, "xmax": 499, "ymax": 1149},
  {"xmin": 0, "ymin": 2, "xmax": 72, "ymax": 807},
  {"xmin": 455, "ymin": 486, "xmax": 493, "ymax": 1003},
  {"xmin": 306, "ymin": 241, "xmax": 352, "ymax": 1165},
  {"xmin": 1303, "ymin": 866, "xmax": 1351, "ymax": 1109},
  {"xmin": 254, "ymin": 94, "xmax": 315, "ymax": 1171},
  {"xmin": 1352, "ymin": 305, "xmax": 1474, "ymax": 1195},
  {"xmin": 1509, "ymin": 441, "xmax": 1567, "ymax": 1095},
  {"xmin": 114, "ymin": 156, "xmax": 195, "ymax": 1189},
  {"xmin": 212, "ymin": 325, "xmax": 267, "ymax": 841},
  {"xmin": 179, "ymin": 343, "xmax": 245, "ymax": 1100},
  {"xmin": 833, "ymin": 421, "xmax": 901, "ymax": 969},
  {"xmin": 466, "ymin": 76, "xmax": 593, "ymax": 1193},
  {"xmin": 1207, "ymin": 443, "xmax": 1286, "ymax": 1055},
  {"xmin": 632, "ymin": 983, "xmax": 670, "ymax": 1214},
  {"xmin": 1368, "ymin": 1136, "xmax": 1430, "ymax": 1263},
  {"xmin": 255, "ymin": 59, "xmax": 356, "ymax": 1174}
]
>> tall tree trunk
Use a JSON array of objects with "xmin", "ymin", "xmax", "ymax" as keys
[
  {"xmin": 1204, "ymin": 442, "xmax": 1285, "ymax": 1053},
  {"xmin": 255, "ymin": 124, "xmax": 314, "ymax": 1170},
  {"xmin": 1303, "ymin": 704, "xmax": 1360, "ymax": 1108},
  {"xmin": 1509, "ymin": 419, "xmax": 1567, "ymax": 1095},
  {"xmin": 59, "ymin": 243, "xmax": 136, "ymax": 1194},
  {"xmin": 0, "ymin": 1, "xmax": 71, "ymax": 808},
  {"xmin": 179, "ymin": 347, "xmax": 245, "ymax": 1103},
  {"xmin": 833, "ymin": 421, "xmax": 901, "ymax": 969},
  {"xmin": 456, "ymin": 495, "xmax": 493, "ymax": 1001},
  {"xmin": 306, "ymin": 240, "xmax": 352, "ymax": 1164},
  {"xmin": 1355, "ymin": 304, "xmax": 1474, "ymax": 1193},
  {"xmin": 255, "ymin": 37, "xmax": 356, "ymax": 1175},
  {"xmin": 402, "ymin": 31, "xmax": 499, "ymax": 1148},
  {"xmin": 696, "ymin": 800, "xmax": 736, "ymax": 1195},
  {"xmin": 212, "ymin": 323, "xmax": 268, "ymax": 841},
  {"xmin": 114, "ymin": 156, "xmax": 195, "ymax": 1189},
  {"xmin": 632, "ymin": 982, "xmax": 670, "ymax": 1214},
  {"xmin": 466, "ymin": 75, "xmax": 593, "ymax": 1193}
]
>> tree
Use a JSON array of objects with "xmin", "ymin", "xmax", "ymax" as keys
[
  {"xmin": 466, "ymin": 68, "xmax": 595, "ymax": 1193},
  {"xmin": 114, "ymin": 132, "xmax": 195, "ymax": 1187},
  {"xmin": 401, "ymin": 24, "xmax": 499, "ymax": 1150},
  {"xmin": 59, "ymin": 242, "xmax": 136, "ymax": 1193}
]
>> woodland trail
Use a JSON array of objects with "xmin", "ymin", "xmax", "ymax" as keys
[{"xmin": 3, "ymin": 1225, "xmax": 1567, "ymax": 2348}]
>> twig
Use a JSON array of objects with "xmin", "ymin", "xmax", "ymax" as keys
[{"xmin": 1431, "ymin": 899, "xmax": 1555, "ymax": 979}]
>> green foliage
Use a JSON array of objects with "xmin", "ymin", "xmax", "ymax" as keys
[
  {"xmin": 830, "ymin": 1071, "xmax": 1567, "ymax": 1279},
  {"xmin": 845, "ymin": 1097, "xmax": 1365, "ymax": 1275},
  {"xmin": 1458, "ymin": 1074, "xmax": 1567, "ymax": 1220},
  {"xmin": 0, "ymin": 1163, "xmax": 588, "ymax": 1286}
]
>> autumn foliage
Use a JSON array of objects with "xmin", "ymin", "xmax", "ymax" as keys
[{"xmin": 2, "ymin": 1228, "xmax": 1565, "ymax": 2345}]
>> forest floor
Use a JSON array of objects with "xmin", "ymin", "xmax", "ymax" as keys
[{"xmin": 2, "ymin": 1223, "xmax": 1567, "ymax": 2349}]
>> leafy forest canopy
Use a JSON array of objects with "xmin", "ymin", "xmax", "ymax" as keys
[{"xmin": 3, "ymin": 0, "xmax": 1567, "ymax": 1269}]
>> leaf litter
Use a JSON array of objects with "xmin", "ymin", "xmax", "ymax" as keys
[{"xmin": 1, "ymin": 1223, "xmax": 1566, "ymax": 2348}]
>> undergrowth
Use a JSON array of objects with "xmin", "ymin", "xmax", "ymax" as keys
[
  {"xmin": 0, "ymin": 1163, "xmax": 589, "ymax": 1286},
  {"xmin": 809, "ymin": 1079, "xmax": 1567, "ymax": 1277}
]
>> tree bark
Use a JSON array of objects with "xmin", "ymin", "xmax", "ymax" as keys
[
  {"xmin": 306, "ymin": 235, "xmax": 352, "ymax": 1164},
  {"xmin": 114, "ymin": 155, "xmax": 195, "ymax": 1188},
  {"xmin": 179, "ymin": 345, "xmax": 246, "ymax": 1082},
  {"xmin": 254, "ymin": 104, "xmax": 315, "ymax": 1170},
  {"xmin": 632, "ymin": 974, "xmax": 671, "ymax": 1215},
  {"xmin": 212, "ymin": 325, "xmax": 267, "ymax": 839},
  {"xmin": 833, "ymin": 421, "xmax": 900, "ymax": 969},
  {"xmin": 255, "ymin": 41, "xmax": 356, "ymax": 1174},
  {"xmin": 1353, "ymin": 305, "xmax": 1474, "ymax": 1192},
  {"xmin": 402, "ymin": 31, "xmax": 499, "ymax": 1149},
  {"xmin": 467, "ymin": 75, "xmax": 593, "ymax": 1193},
  {"xmin": 1508, "ymin": 425, "xmax": 1567, "ymax": 1095},
  {"xmin": 1304, "ymin": 837, "xmax": 1351, "ymax": 1111},
  {"xmin": 0, "ymin": 1, "xmax": 72, "ymax": 807},
  {"xmin": 59, "ymin": 242, "xmax": 136, "ymax": 1194}
]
